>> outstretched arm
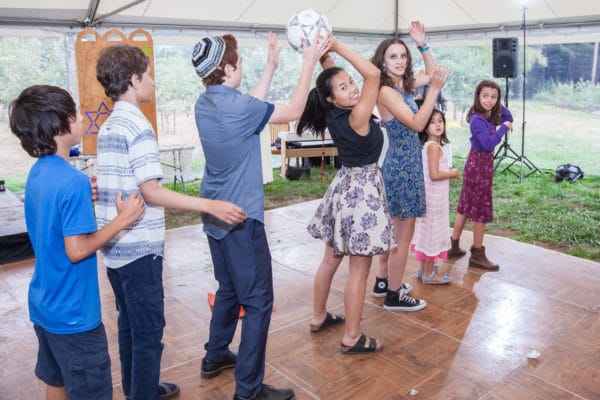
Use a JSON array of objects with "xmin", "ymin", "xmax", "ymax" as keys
[
  {"xmin": 269, "ymin": 30, "xmax": 331, "ymax": 123},
  {"xmin": 139, "ymin": 179, "xmax": 246, "ymax": 225},
  {"xmin": 409, "ymin": 21, "xmax": 436, "ymax": 77},
  {"xmin": 251, "ymin": 32, "xmax": 280, "ymax": 100}
]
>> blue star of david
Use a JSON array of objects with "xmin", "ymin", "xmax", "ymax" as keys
[{"xmin": 84, "ymin": 102, "xmax": 112, "ymax": 134}]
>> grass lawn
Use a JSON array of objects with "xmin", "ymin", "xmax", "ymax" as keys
[
  {"xmin": 166, "ymin": 159, "xmax": 600, "ymax": 262},
  {"xmin": 451, "ymin": 157, "xmax": 600, "ymax": 261},
  {"xmin": 447, "ymin": 101, "xmax": 600, "ymax": 176}
]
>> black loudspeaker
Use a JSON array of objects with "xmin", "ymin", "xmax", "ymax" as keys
[{"xmin": 493, "ymin": 38, "xmax": 518, "ymax": 78}]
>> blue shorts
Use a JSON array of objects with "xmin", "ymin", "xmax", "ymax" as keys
[{"xmin": 34, "ymin": 323, "xmax": 112, "ymax": 400}]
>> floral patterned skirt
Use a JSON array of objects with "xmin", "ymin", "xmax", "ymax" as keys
[{"xmin": 307, "ymin": 164, "xmax": 397, "ymax": 256}]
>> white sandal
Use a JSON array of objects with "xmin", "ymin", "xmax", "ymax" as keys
[
  {"xmin": 421, "ymin": 271, "xmax": 451, "ymax": 285},
  {"xmin": 417, "ymin": 265, "xmax": 439, "ymax": 280}
]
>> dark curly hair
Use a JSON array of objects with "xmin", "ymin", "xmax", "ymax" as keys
[
  {"xmin": 9, "ymin": 85, "xmax": 76, "ymax": 158},
  {"xmin": 371, "ymin": 37, "xmax": 415, "ymax": 93},
  {"xmin": 202, "ymin": 34, "xmax": 239, "ymax": 86},
  {"xmin": 96, "ymin": 44, "xmax": 149, "ymax": 102}
]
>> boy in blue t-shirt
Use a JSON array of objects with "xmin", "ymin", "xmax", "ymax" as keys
[{"xmin": 9, "ymin": 85, "xmax": 145, "ymax": 400}]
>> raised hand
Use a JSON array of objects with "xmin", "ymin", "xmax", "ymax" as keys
[
  {"xmin": 327, "ymin": 35, "xmax": 341, "ymax": 52},
  {"xmin": 115, "ymin": 192, "xmax": 145, "ymax": 225},
  {"xmin": 301, "ymin": 28, "xmax": 332, "ymax": 64},
  {"xmin": 409, "ymin": 21, "xmax": 427, "ymax": 47},
  {"xmin": 208, "ymin": 199, "xmax": 246, "ymax": 225},
  {"xmin": 266, "ymin": 31, "xmax": 280, "ymax": 69}
]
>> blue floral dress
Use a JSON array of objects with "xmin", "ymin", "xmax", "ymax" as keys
[{"xmin": 381, "ymin": 89, "xmax": 426, "ymax": 220}]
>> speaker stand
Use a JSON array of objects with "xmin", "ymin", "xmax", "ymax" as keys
[
  {"xmin": 494, "ymin": 78, "xmax": 520, "ymax": 176},
  {"xmin": 504, "ymin": 4, "xmax": 541, "ymax": 182}
]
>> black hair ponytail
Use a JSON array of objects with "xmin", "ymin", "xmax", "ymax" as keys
[
  {"xmin": 296, "ymin": 67, "xmax": 342, "ymax": 136},
  {"xmin": 296, "ymin": 88, "xmax": 328, "ymax": 136}
]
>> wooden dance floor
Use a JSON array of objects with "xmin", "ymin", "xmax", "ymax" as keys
[{"xmin": 1, "ymin": 199, "xmax": 599, "ymax": 399}]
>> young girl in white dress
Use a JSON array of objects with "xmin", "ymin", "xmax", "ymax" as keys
[{"xmin": 411, "ymin": 109, "xmax": 460, "ymax": 284}]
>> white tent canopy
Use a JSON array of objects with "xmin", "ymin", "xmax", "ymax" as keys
[{"xmin": 1, "ymin": 0, "xmax": 600, "ymax": 45}]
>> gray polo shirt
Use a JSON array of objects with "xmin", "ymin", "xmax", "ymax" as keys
[{"xmin": 194, "ymin": 85, "xmax": 274, "ymax": 239}]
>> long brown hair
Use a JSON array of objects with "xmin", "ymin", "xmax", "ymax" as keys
[
  {"xmin": 371, "ymin": 37, "xmax": 415, "ymax": 92},
  {"xmin": 467, "ymin": 80, "xmax": 502, "ymax": 125}
]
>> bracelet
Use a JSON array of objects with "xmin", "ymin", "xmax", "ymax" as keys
[{"xmin": 418, "ymin": 44, "xmax": 429, "ymax": 53}]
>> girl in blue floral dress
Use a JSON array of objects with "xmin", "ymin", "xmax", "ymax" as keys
[{"xmin": 370, "ymin": 21, "xmax": 449, "ymax": 311}]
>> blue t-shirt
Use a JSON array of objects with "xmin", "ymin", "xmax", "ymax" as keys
[
  {"xmin": 25, "ymin": 155, "xmax": 100, "ymax": 334},
  {"xmin": 194, "ymin": 85, "xmax": 274, "ymax": 239}
]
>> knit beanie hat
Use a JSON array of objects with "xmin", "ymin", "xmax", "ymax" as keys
[{"xmin": 192, "ymin": 36, "xmax": 226, "ymax": 78}]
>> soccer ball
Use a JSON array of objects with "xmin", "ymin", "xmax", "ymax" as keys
[{"xmin": 286, "ymin": 9, "xmax": 331, "ymax": 53}]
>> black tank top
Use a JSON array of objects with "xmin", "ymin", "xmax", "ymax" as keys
[{"xmin": 325, "ymin": 107, "xmax": 383, "ymax": 167}]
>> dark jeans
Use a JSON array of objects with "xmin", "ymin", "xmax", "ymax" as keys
[
  {"xmin": 34, "ymin": 323, "xmax": 112, "ymax": 400},
  {"xmin": 206, "ymin": 219, "xmax": 274, "ymax": 399},
  {"xmin": 107, "ymin": 254, "xmax": 165, "ymax": 400}
]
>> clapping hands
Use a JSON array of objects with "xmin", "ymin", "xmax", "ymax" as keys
[{"xmin": 429, "ymin": 65, "xmax": 450, "ymax": 89}]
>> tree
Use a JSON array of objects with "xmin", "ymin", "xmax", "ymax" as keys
[
  {"xmin": 433, "ymin": 46, "xmax": 491, "ymax": 120},
  {"xmin": 155, "ymin": 55, "xmax": 200, "ymax": 102},
  {"xmin": 0, "ymin": 37, "xmax": 67, "ymax": 107}
]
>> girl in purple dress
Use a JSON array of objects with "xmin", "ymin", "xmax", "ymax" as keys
[{"xmin": 448, "ymin": 80, "xmax": 513, "ymax": 269}]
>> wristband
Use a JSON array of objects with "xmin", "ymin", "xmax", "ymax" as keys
[{"xmin": 418, "ymin": 44, "xmax": 429, "ymax": 53}]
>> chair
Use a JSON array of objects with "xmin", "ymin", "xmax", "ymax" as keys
[{"xmin": 268, "ymin": 122, "xmax": 292, "ymax": 155}]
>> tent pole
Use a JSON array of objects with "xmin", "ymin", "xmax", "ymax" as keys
[
  {"xmin": 394, "ymin": 0, "xmax": 399, "ymax": 36},
  {"xmin": 92, "ymin": 0, "xmax": 148, "ymax": 26},
  {"xmin": 83, "ymin": 0, "xmax": 100, "ymax": 26},
  {"xmin": 592, "ymin": 42, "xmax": 599, "ymax": 84}
]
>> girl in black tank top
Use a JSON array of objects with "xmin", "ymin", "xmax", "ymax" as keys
[{"xmin": 299, "ymin": 36, "xmax": 395, "ymax": 355}]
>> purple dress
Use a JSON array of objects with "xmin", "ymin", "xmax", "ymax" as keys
[{"xmin": 457, "ymin": 107, "xmax": 512, "ymax": 222}]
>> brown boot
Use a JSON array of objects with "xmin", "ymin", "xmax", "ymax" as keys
[
  {"xmin": 469, "ymin": 246, "xmax": 499, "ymax": 270},
  {"xmin": 447, "ymin": 238, "xmax": 466, "ymax": 259}
]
